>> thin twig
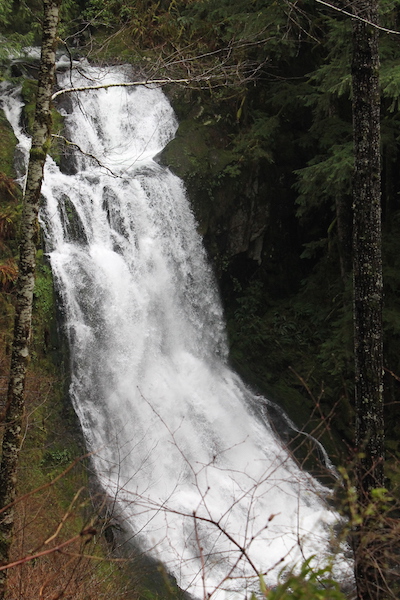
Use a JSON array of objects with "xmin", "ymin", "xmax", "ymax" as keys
[
  {"xmin": 0, "ymin": 528, "xmax": 96, "ymax": 572},
  {"xmin": 0, "ymin": 454, "xmax": 90, "ymax": 516},
  {"xmin": 44, "ymin": 487, "xmax": 85, "ymax": 546},
  {"xmin": 51, "ymin": 134, "xmax": 118, "ymax": 176},
  {"xmin": 315, "ymin": 0, "xmax": 400, "ymax": 35}
]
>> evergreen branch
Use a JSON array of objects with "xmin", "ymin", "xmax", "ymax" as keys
[{"xmin": 315, "ymin": 0, "xmax": 400, "ymax": 35}]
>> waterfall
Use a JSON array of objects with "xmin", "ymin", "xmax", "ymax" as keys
[{"xmin": 1, "ymin": 62, "xmax": 349, "ymax": 598}]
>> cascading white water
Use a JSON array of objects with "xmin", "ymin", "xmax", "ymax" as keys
[{"xmin": 1, "ymin": 62, "xmax": 349, "ymax": 598}]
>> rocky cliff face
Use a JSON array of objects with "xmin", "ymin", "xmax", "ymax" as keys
[
  {"xmin": 160, "ymin": 89, "xmax": 304, "ymax": 305},
  {"xmin": 160, "ymin": 98, "xmax": 267, "ymax": 262}
]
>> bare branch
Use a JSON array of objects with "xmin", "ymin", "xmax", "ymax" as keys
[
  {"xmin": 0, "ymin": 527, "xmax": 96, "ymax": 572},
  {"xmin": 0, "ymin": 454, "xmax": 90, "ymax": 517},
  {"xmin": 43, "ymin": 487, "xmax": 85, "ymax": 546},
  {"xmin": 52, "ymin": 134, "xmax": 119, "ymax": 176},
  {"xmin": 315, "ymin": 0, "xmax": 400, "ymax": 35},
  {"xmin": 51, "ymin": 75, "xmax": 230, "ymax": 101}
]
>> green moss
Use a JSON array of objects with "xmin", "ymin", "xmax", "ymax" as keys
[
  {"xmin": 0, "ymin": 110, "xmax": 18, "ymax": 178},
  {"xmin": 32, "ymin": 250, "xmax": 57, "ymax": 361},
  {"xmin": 49, "ymin": 108, "xmax": 64, "ymax": 165},
  {"xmin": 21, "ymin": 78, "xmax": 37, "ymax": 134},
  {"xmin": 160, "ymin": 101, "xmax": 247, "ymax": 242},
  {"xmin": 161, "ymin": 113, "xmax": 235, "ymax": 180},
  {"xmin": 30, "ymin": 145, "xmax": 47, "ymax": 160},
  {"xmin": 21, "ymin": 78, "xmax": 64, "ymax": 165}
]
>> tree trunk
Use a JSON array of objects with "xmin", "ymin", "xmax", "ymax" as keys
[
  {"xmin": 351, "ymin": 1, "xmax": 385, "ymax": 598},
  {"xmin": 0, "ymin": 1, "xmax": 60, "ymax": 597}
]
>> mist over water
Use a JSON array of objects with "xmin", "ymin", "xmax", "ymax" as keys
[{"xmin": 2, "ymin": 63, "xmax": 348, "ymax": 598}]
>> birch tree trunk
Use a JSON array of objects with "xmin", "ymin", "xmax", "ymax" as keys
[
  {"xmin": 351, "ymin": 1, "xmax": 386, "ymax": 598},
  {"xmin": 0, "ymin": 1, "xmax": 61, "ymax": 597}
]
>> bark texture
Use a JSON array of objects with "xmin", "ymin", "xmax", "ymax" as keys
[
  {"xmin": 351, "ymin": 1, "xmax": 385, "ymax": 598},
  {"xmin": 0, "ymin": 1, "xmax": 60, "ymax": 597}
]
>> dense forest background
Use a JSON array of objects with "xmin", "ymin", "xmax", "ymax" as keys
[{"xmin": 1, "ymin": 0, "xmax": 400, "ymax": 597}]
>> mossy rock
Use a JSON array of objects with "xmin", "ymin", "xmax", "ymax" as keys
[
  {"xmin": 20, "ymin": 78, "xmax": 37, "ymax": 133},
  {"xmin": 159, "ymin": 108, "xmax": 250, "ymax": 244},
  {"xmin": 0, "ymin": 108, "xmax": 18, "ymax": 178},
  {"xmin": 62, "ymin": 194, "xmax": 88, "ymax": 244},
  {"xmin": 31, "ymin": 248, "xmax": 66, "ymax": 371},
  {"xmin": 21, "ymin": 78, "xmax": 64, "ymax": 164},
  {"xmin": 160, "ymin": 109, "xmax": 235, "ymax": 181}
]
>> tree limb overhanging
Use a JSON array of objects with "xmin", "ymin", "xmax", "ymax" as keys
[{"xmin": 315, "ymin": 0, "xmax": 400, "ymax": 35}]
